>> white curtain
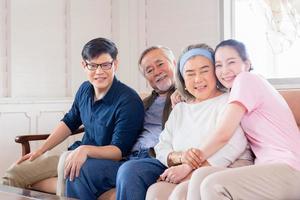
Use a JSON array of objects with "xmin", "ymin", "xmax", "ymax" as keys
[{"xmin": 260, "ymin": 0, "xmax": 300, "ymax": 53}]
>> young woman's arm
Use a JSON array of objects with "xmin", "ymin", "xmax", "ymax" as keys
[{"xmin": 201, "ymin": 102, "xmax": 247, "ymax": 161}]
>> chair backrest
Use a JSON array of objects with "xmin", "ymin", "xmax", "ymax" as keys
[{"xmin": 279, "ymin": 89, "xmax": 300, "ymax": 130}]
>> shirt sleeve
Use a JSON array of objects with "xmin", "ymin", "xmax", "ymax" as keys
[
  {"xmin": 61, "ymin": 84, "xmax": 83, "ymax": 132},
  {"xmin": 207, "ymin": 125, "xmax": 248, "ymax": 167},
  {"xmin": 110, "ymin": 96, "xmax": 145, "ymax": 157},
  {"xmin": 154, "ymin": 105, "xmax": 178, "ymax": 167},
  {"xmin": 206, "ymin": 96, "xmax": 249, "ymax": 167},
  {"xmin": 229, "ymin": 72, "xmax": 263, "ymax": 113}
]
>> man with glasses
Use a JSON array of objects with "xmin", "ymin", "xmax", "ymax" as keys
[
  {"xmin": 3, "ymin": 38, "xmax": 144, "ymax": 198},
  {"xmin": 68, "ymin": 46, "xmax": 176, "ymax": 200}
]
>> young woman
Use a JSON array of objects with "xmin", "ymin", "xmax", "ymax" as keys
[
  {"xmin": 146, "ymin": 43, "xmax": 252, "ymax": 200},
  {"xmin": 187, "ymin": 39, "xmax": 300, "ymax": 200}
]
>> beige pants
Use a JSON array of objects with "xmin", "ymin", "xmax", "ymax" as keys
[
  {"xmin": 146, "ymin": 160, "xmax": 252, "ymax": 200},
  {"xmin": 2, "ymin": 154, "xmax": 59, "ymax": 188},
  {"xmin": 2, "ymin": 151, "xmax": 116, "ymax": 199},
  {"xmin": 190, "ymin": 163, "xmax": 300, "ymax": 200},
  {"xmin": 146, "ymin": 181, "xmax": 189, "ymax": 200},
  {"xmin": 145, "ymin": 168, "xmax": 224, "ymax": 200}
]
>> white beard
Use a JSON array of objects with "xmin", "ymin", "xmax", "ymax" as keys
[{"xmin": 156, "ymin": 78, "xmax": 173, "ymax": 92}]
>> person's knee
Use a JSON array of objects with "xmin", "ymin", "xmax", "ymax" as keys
[
  {"xmin": 117, "ymin": 160, "xmax": 154, "ymax": 188},
  {"xmin": 201, "ymin": 174, "xmax": 217, "ymax": 194},
  {"xmin": 5, "ymin": 155, "xmax": 59, "ymax": 188},
  {"xmin": 65, "ymin": 178, "xmax": 77, "ymax": 197},
  {"xmin": 3, "ymin": 163, "xmax": 27, "ymax": 188},
  {"xmin": 117, "ymin": 161, "xmax": 137, "ymax": 184},
  {"xmin": 146, "ymin": 183, "xmax": 165, "ymax": 200},
  {"xmin": 65, "ymin": 176, "xmax": 85, "ymax": 194},
  {"xmin": 191, "ymin": 166, "xmax": 219, "ymax": 184},
  {"xmin": 200, "ymin": 174, "xmax": 230, "ymax": 199},
  {"xmin": 69, "ymin": 158, "xmax": 98, "ymax": 181},
  {"xmin": 66, "ymin": 158, "xmax": 118, "ymax": 193},
  {"xmin": 169, "ymin": 181, "xmax": 188, "ymax": 200},
  {"xmin": 64, "ymin": 159, "xmax": 93, "ymax": 190}
]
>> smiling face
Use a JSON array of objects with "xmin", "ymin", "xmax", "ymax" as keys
[
  {"xmin": 140, "ymin": 49, "xmax": 175, "ymax": 95},
  {"xmin": 82, "ymin": 53, "xmax": 118, "ymax": 96},
  {"xmin": 183, "ymin": 56, "xmax": 220, "ymax": 102},
  {"xmin": 215, "ymin": 46, "xmax": 250, "ymax": 89}
]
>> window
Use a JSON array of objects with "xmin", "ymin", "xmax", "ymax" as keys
[{"xmin": 233, "ymin": 0, "xmax": 300, "ymax": 88}]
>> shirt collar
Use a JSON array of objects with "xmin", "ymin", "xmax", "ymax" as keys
[{"xmin": 100, "ymin": 76, "xmax": 119, "ymax": 104}]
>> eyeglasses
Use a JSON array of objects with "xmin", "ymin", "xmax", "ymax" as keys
[{"xmin": 84, "ymin": 60, "xmax": 114, "ymax": 71}]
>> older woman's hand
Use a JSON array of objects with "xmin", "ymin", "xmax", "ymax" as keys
[
  {"xmin": 159, "ymin": 164, "xmax": 192, "ymax": 184},
  {"xmin": 181, "ymin": 148, "xmax": 203, "ymax": 169}
]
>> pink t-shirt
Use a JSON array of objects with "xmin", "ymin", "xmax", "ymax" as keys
[{"xmin": 229, "ymin": 72, "xmax": 300, "ymax": 170}]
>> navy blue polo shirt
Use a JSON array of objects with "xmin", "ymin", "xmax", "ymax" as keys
[{"xmin": 62, "ymin": 77, "xmax": 144, "ymax": 157}]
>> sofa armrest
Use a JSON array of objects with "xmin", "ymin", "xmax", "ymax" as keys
[{"xmin": 15, "ymin": 127, "xmax": 85, "ymax": 156}]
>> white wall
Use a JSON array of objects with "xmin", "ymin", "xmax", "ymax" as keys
[{"xmin": 0, "ymin": 0, "xmax": 222, "ymax": 177}]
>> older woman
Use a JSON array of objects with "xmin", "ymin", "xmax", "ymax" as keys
[{"xmin": 146, "ymin": 43, "xmax": 252, "ymax": 200}]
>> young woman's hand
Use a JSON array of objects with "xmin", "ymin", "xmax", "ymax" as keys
[
  {"xmin": 181, "ymin": 148, "xmax": 203, "ymax": 169},
  {"xmin": 159, "ymin": 164, "xmax": 193, "ymax": 184}
]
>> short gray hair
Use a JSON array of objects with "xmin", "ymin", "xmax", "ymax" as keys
[{"xmin": 138, "ymin": 45, "xmax": 175, "ymax": 74}]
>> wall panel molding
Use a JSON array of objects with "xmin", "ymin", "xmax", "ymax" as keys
[
  {"xmin": 1, "ymin": 111, "xmax": 31, "ymax": 134},
  {"xmin": 0, "ymin": 0, "xmax": 10, "ymax": 97},
  {"xmin": 137, "ymin": 0, "xmax": 151, "ymax": 93},
  {"xmin": 110, "ymin": 0, "xmax": 113, "ymax": 37},
  {"xmin": 0, "ymin": 0, "xmax": 4, "ymax": 97},
  {"xmin": 64, "ymin": 0, "xmax": 71, "ymax": 97},
  {"xmin": 10, "ymin": 0, "xmax": 68, "ymax": 97},
  {"xmin": 0, "ymin": 100, "xmax": 73, "ymax": 176}
]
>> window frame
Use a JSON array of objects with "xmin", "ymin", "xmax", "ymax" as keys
[{"xmin": 222, "ymin": 0, "xmax": 300, "ymax": 89}]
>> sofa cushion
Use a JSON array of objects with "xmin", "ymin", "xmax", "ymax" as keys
[{"xmin": 279, "ymin": 89, "xmax": 300, "ymax": 130}]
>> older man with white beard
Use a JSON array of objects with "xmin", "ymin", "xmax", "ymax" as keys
[
  {"xmin": 113, "ymin": 46, "xmax": 176, "ymax": 200},
  {"xmin": 130, "ymin": 46, "xmax": 176, "ymax": 153},
  {"xmin": 107, "ymin": 46, "xmax": 177, "ymax": 200}
]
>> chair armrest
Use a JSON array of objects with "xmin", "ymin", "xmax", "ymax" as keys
[{"xmin": 15, "ymin": 127, "xmax": 85, "ymax": 156}]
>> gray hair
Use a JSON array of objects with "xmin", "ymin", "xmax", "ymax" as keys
[
  {"xmin": 138, "ymin": 45, "xmax": 175, "ymax": 74},
  {"xmin": 176, "ymin": 43, "xmax": 225, "ymax": 100}
]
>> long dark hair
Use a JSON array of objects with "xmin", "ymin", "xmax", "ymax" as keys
[{"xmin": 215, "ymin": 39, "xmax": 253, "ymax": 71}]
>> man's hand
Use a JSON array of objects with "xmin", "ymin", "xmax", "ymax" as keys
[
  {"xmin": 16, "ymin": 148, "xmax": 44, "ymax": 164},
  {"xmin": 64, "ymin": 146, "xmax": 88, "ymax": 181},
  {"xmin": 170, "ymin": 90, "xmax": 185, "ymax": 108},
  {"xmin": 181, "ymin": 148, "xmax": 203, "ymax": 169},
  {"xmin": 159, "ymin": 164, "xmax": 193, "ymax": 184}
]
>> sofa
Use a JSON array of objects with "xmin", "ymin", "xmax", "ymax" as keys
[{"xmin": 14, "ymin": 88, "xmax": 300, "ymax": 199}]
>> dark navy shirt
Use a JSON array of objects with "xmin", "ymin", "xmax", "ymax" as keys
[{"xmin": 62, "ymin": 77, "xmax": 144, "ymax": 157}]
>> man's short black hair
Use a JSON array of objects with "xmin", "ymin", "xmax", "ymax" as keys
[{"xmin": 81, "ymin": 38, "xmax": 118, "ymax": 61}]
